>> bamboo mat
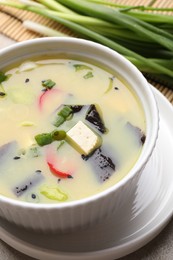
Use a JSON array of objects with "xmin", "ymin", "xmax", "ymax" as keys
[{"xmin": 0, "ymin": 0, "xmax": 173, "ymax": 103}]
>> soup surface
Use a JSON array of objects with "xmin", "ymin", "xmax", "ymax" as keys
[{"xmin": 0, "ymin": 58, "xmax": 146, "ymax": 203}]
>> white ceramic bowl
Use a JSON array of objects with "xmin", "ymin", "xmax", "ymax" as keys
[{"xmin": 0, "ymin": 37, "xmax": 159, "ymax": 233}]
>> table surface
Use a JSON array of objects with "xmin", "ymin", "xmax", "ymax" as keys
[{"xmin": 1, "ymin": 33, "xmax": 173, "ymax": 260}]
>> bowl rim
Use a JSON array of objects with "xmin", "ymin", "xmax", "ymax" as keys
[{"xmin": 0, "ymin": 37, "xmax": 159, "ymax": 209}]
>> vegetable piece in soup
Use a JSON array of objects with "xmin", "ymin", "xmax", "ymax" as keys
[{"xmin": 0, "ymin": 58, "xmax": 146, "ymax": 203}]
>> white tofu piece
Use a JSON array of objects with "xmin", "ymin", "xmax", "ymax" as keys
[{"xmin": 66, "ymin": 121, "xmax": 101, "ymax": 155}]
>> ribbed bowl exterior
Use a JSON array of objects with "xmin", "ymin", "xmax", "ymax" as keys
[
  {"xmin": 0, "ymin": 168, "xmax": 142, "ymax": 233},
  {"xmin": 0, "ymin": 38, "xmax": 159, "ymax": 233}
]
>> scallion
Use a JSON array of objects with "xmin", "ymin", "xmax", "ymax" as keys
[
  {"xmin": 35, "ymin": 129, "xmax": 66, "ymax": 146},
  {"xmin": 58, "ymin": 105, "xmax": 72, "ymax": 118},
  {"xmin": 42, "ymin": 79, "xmax": 56, "ymax": 89},
  {"xmin": 35, "ymin": 133, "xmax": 53, "ymax": 146},
  {"xmin": 83, "ymin": 71, "xmax": 94, "ymax": 79},
  {"xmin": 1, "ymin": 0, "xmax": 173, "ymax": 87},
  {"xmin": 54, "ymin": 105, "xmax": 73, "ymax": 127}
]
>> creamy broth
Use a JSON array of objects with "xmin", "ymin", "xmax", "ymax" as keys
[{"xmin": 0, "ymin": 58, "xmax": 146, "ymax": 203}]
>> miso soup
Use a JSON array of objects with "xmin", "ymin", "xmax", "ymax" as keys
[{"xmin": 0, "ymin": 58, "xmax": 146, "ymax": 203}]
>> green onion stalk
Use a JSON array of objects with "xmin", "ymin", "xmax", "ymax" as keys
[{"xmin": 0, "ymin": 0, "xmax": 173, "ymax": 87}]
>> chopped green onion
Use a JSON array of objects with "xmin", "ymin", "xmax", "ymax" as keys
[
  {"xmin": 35, "ymin": 130, "xmax": 66, "ymax": 146},
  {"xmin": 73, "ymin": 64, "xmax": 93, "ymax": 71},
  {"xmin": 83, "ymin": 71, "xmax": 94, "ymax": 79},
  {"xmin": 42, "ymin": 79, "xmax": 56, "ymax": 89},
  {"xmin": 58, "ymin": 105, "xmax": 72, "ymax": 118},
  {"xmin": 54, "ymin": 105, "xmax": 73, "ymax": 127},
  {"xmin": 54, "ymin": 115, "xmax": 65, "ymax": 127},
  {"xmin": 51, "ymin": 130, "xmax": 66, "ymax": 140},
  {"xmin": 35, "ymin": 133, "xmax": 53, "ymax": 146}
]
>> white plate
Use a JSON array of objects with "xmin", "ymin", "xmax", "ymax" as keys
[{"xmin": 1, "ymin": 87, "xmax": 173, "ymax": 260}]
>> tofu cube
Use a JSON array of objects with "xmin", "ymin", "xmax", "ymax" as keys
[{"xmin": 66, "ymin": 121, "xmax": 101, "ymax": 155}]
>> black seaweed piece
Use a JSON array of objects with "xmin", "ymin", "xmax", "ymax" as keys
[
  {"xmin": 35, "ymin": 170, "xmax": 42, "ymax": 173},
  {"xmin": 126, "ymin": 122, "xmax": 146, "ymax": 145},
  {"xmin": 141, "ymin": 135, "xmax": 146, "ymax": 145},
  {"xmin": 82, "ymin": 148, "xmax": 116, "ymax": 183},
  {"xmin": 13, "ymin": 171, "xmax": 44, "ymax": 197},
  {"xmin": 0, "ymin": 92, "xmax": 6, "ymax": 96},
  {"xmin": 69, "ymin": 105, "xmax": 84, "ymax": 113},
  {"xmin": 13, "ymin": 156, "xmax": 21, "ymax": 160},
  {"xmin": 25, "ymin": 78, "xmax": 30, "ymax": 83},
  {"xmin": 85, "ymin": 104, "xmax": 106, "ymax": 134}
]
